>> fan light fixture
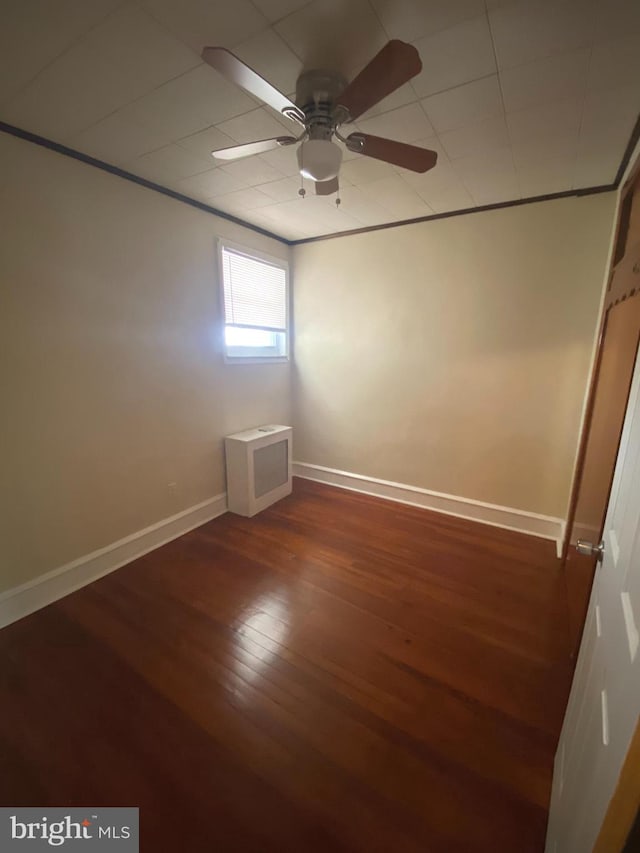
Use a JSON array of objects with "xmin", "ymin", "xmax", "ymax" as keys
[
  {"xmin": 297, "ymin": 139, "xmax": 343, "ymax": 182},
  {"xmin": 201, "ymin": 44, "xmax": 438, "ymax": 195}
]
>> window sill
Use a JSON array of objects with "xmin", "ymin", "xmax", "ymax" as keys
[{"xmin": 223, "ymin": 355, "xmax": 290, "ymax": 365}]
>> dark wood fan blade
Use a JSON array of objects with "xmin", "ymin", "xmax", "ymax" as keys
[
  {"xmin": 315, "ymin": 177, "xmax": 339, "ymax": 196},
  {"xmin": 346, "ymin": 133, "xmax": 437, "ymax": 173},
  {"xmin": 337, "ymin": 41, "xmax": 421, "ymax": 121},
  {"xmin": 212, "ymin": 137, "xmax": 296, "ymax": 161},
  {"xmin": 202, "ymin": 47, "xmax": 305, "ymax": 124}
]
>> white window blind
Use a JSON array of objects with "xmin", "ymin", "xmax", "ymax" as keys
[{"xmin": 222, "ymin": 247, "xmax": 287, "ymax": 331}]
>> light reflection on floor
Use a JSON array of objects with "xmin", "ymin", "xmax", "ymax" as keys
[{"xmin": 232, "ymin": 590, "xmax": 291, "ymax": 695}]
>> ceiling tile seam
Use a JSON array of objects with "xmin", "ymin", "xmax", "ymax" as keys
[
  {"xmin": 0, "ymin": 0, "xmax": 132, "ymax": 110},
  {"xmin": 366, "ymin": 0, "xmax": 391, "ymax": 41},
  {"xmin": 140, "ymin": 0, "xmax": 269, "ymax": 55},
  {"xmin": 270, "ymin": 16, "xmax": 306, "ymax": 66},
  {"xmin": 483, "ymin": 4, "xmax": 519, "ymax": 202},
  {"xmin": 58, "ymin": 60, "xmax": 268, "ymax": 154},
  {"xmin": 414, "ymin": 69, "xmax": 498, "ymax": 104},
  {"xmin": 249, "ymin": 0, "xmax": 316, "ymax": 27},
  {"xmin": 391, "ymin": 164, "xmax": 437, "ymax": 216}
]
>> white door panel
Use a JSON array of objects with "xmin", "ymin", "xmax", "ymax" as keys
[{"xmin": 545, "ymin": 347, "xmax": 640, "ymax": 853}]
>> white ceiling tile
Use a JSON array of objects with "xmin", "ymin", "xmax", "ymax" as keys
[
  {"xmin": 588, "ymin": 33, "xmax": 640, "ymax": 95},
  {"xmin": 212, "ymin": 187, "xmax": 274, "ymax": 211},
  {"xmin": 145, "ymin": 64, "xmax": 257, "ymax": 130},
  {"xmin": 418, "ymin": 183, "xmax": 475, "ymax": 214},
  {"xmin": 358, "ymin": 175, "xmax": 432, "ymax": 218},
  {"xmin": 371, "ymin": 0, "xmax": 486, "ymax": 42},
  {"xmin": 452, "ymin": 145, "xmax": 520, "ymax": 204},
  {"xmin": 274, "ymin": 0, "xmax": 387, "ymax": 77},
  {"xmin": 254, "ymin": 199, "xmax": 307, "ymax": 227},
  {"xmin": 421, "ymin": 75, "xmax": 504, "ymax": 133},
  {"xmin": 142, "ymin": 0, "xmax": 268, "ymax": 52},
  {"xmin": 243, "ymin": 208, "xmax": 312, "ymax": 239},
  {"xmin": 580, "ymin": 86, "xmax": 639, "ymax": 144},
  {"xmin": 233, "ymin": 28, "xmax": 303, "ymax": 97},
  {"xmin": 216, "ymin": 107, "xmax": 294, "ymax": 144},
  {"xmin": 0, "ymin": 0, "xmax": 126, "ymax": 105},
  {"xmin": 174, "ymin": 168, "xmax": 248, "ymax": 198},
  {"xmin": 488, "ymin": 0, "xmax": 597, "ymax": 70},
  {"xmin": 126, "ymin": 143, "xmax": 213, "ymax": 183},
  {"xmin": 1, "ymin": 64, "xmax": 120, "ymax": 141},
  {"xmin": 511, "ymin": 133, "xmax": 579, "ymax": 171},
  {"xmin": 573, "ymin": 150, "xmax": 621, "ymax": 189},
  {"xmin": 401, "ymin": 162, "xmax": 475, "ymax": 212},
  {"xmin": 257, "ymin": 196, "xmax": 361, "ymax": 234},
  {"xmin": 255, "ymin": 176, "xmax": 303, "ymax": 202},
  {"xmin": 439, "ymin": 114, "xmax": 510, "ymax": 160},
  {"xmin": 82, "ymin": 5, "xmax": 201, "ymax": 95},
  {"xmin": 332, "ymin": 186, "xmax": 395, "ymax": 226},
  {"xmin": 500, "ymin": 47, "xmax": 590, "ymax": 113},
  {"xmin": 115, "ymin": 65, "xmax": 258, "ymax": 149},
  {"xmin": 299, "ymin": 198, "xmax": 363, "ymax": 232},
  {"xmin": 176, "ymin": 125, "xmax": 236, "ymax": 161},
  {"xmin": 66, "ymin": 112, "xmax": 165, "ymax": 165},
  {"xmin": 341, "ymin": 155, "xmax": 397, "ymax": 185},
  {"xmin": 219, "ymin": 155, "xmax": 287, "ymax": 184},
  {"xmin": 411, "ymin": 16, "xmax": 497, "ymax": 99},
  {"xmin": 258, "ymin": 144, "xmax": 301, "ymax": 176},
  {"xmin": 357, "ymin": 103, "xmax": 434, "ymax": 143},
  {"xmin": 517, "ymin": 155, "xmax": 574, "ymax": 197},
  {"xmin": 506, "ymin": 97, "xmax": 583, "ymax": 146},
  {"xmin": 592, "ymin": 0, "xmax": 640, "ymax": 43},
  {"xmin": 112, "ymin": 70, "xmax": 213, "ymax": 143},
  {"xmin": 251, "ymin": 0, "xmax": 313, "ymax": 24},
  {"xmin": 2, "ymin": 5, "xmax": 201, "ymax": 139}
]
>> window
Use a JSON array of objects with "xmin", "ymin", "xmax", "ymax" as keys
[{"xmin": 219, "ymin": 240, "xmax": 289, "ymax": 363}]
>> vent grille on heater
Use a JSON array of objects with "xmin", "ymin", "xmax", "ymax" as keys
[
  {"xmin": 225, "ymin": 425, "xmax": 292, "ymax": 517},
  {"xmin": 254, "ymin": 440, "xmax": 289, "ymax": 498}
]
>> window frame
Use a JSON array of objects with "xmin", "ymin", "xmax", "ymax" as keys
[{"xmin": 217, "ymin": 238, "xmax": 290, "ymax": 365}]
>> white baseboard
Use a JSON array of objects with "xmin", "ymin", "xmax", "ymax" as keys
[
  {"xmin": 0, "ymin": 494, "xmax": 227, "ymax": 629},
  {"xmin": 293, "ymin": 462, "xmax": 565, "ymax": 550}
]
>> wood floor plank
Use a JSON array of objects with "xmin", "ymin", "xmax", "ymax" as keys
[{"xmin": 0, "ymin": 478, "xmax": 572, "ymax": 851}]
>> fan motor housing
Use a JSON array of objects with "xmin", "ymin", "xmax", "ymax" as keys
[{"xmin": 295, "ymin": 70, "xmax": 348, "ymax": 139}]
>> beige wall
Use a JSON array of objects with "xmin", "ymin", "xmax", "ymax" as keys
[
  {"xmin": 292, "ymin": 193, "xmax": 616, "ymax": 518},
  {"xmin": 0, "ymin": 131, "xmax": 618, "ymax": 595},
  {"xmin": 0, "ymin": 132, "xmax": 291, "ymax": 593}
]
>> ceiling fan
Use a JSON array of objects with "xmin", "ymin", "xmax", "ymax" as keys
[{"xmin": 201, "ymin": 40, "xmax": 437, "ymax": 197}]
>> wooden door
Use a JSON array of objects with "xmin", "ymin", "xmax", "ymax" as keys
[
  {"xmin": 562, "ymin": 168, "xmax": 640, "ymax": 655},
  {"xmin": 545, "ymin": 343, "xmax": 640, "ymax": 853}
]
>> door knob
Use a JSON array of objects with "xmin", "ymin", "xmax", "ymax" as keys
[{"xmin": 576, "ymin": 539, "xmax": 605, "ymax": 562}]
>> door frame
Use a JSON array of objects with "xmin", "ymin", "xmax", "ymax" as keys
[
  {"xmin": 561, "ymin": 160, "xmax": 640, "ymax": 563},
  {"xmin": 593, "ymin": 718, "xmax": 640, "ymax": 853}
]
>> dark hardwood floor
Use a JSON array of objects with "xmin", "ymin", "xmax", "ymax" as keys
[{"xmin": 0, "ymin": 478, "xmax": 574, "ymax": 852}]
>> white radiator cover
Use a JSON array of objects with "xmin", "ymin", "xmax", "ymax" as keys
[{"xmin": 225, "ymin": 425, "xmax": 293, "ymax": 517}]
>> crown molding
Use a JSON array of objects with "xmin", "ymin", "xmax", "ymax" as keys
[
  {"xmin": 0, "ymin": 120, "xmax": 291, "ymax": 246},
  {"xmin": 2, "ymin": 110, "xmax": 639, "ymax": 247}
]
